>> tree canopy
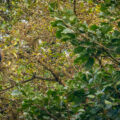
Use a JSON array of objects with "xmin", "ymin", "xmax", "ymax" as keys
[{"xmin": 0, "ymin": 0, "xmax": 120, "ymax": 120}]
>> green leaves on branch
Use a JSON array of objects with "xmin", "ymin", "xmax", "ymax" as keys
[
  {"xmin": 49, "ymin": 2, "xmax": 58, "ymax": 12},
  {"xmin": 47, "ymin": 1, "xmax": 120, "ymax": 119}
]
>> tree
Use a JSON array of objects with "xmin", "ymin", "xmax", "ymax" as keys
[{"xmin": 0, "ymin": 0, "xmax": 120, "ymax": 119}]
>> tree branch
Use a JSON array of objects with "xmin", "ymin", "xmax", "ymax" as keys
[
  {"xmin": 38, "ymin": 59, "xmax": 65, "ymax": 86},
  {"xmin": 78, "ymin": 34, "xmax": 120, "ymax": 65},
  {"xmin": 0, "ymin": 75, "xmax": 58, "ymax": 94},
  {"xmin": 73, "ymin": 0, "xmax": 77, "ymax": 15}
]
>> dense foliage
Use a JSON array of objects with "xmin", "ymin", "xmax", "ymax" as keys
[{"xmin": 0, "ymin": 0, "xmax": 120, "ymax": 120}]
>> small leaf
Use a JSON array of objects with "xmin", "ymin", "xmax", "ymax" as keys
[
  {"xmin": 90, "ymin": 24, "xmax": 98, "ymax": 31},
  {"xmin": 69, "ymin": 16, "xmax": 76, "ymax": 22},
  {"xmin": 62, "ymin": 28, "xmax": 74, "ymax": 34},
  {"xmin": 49, "ymin": 2, "xmax": 57, "ymax": 12},
  {"xmin": 51, "ymin": 20, "xmax": 64, "ymax": 27},
  {"xmin": 74, "ymin": 46, "xmax": 84, "ymax": 53},
  {"xmin": 70, "ymin": 39, "xmax": 79, "ymax": 46},
  {"xmin": 56, "ymin": 29, "xmax": 62, "ymax": 38},
  {"xmin": 118, "ymin": 22, "xmax": 120, "ymax": 28},
  {"xmin": 74, "ymin": 56, "xmax": 81, "ymax": 64},
  {"xmin": 116, "ymin": 81, "xmax": 120, "ymax": 86},
  {"xmin": 61, "ymin": 35, "xmax": 70, "ymax": 41},
  {"xmin": 105, "ymin": 100, "xmax": 112, "ymax": 105},
  {"xmin": 78, "ymin": 109, "xmax": 85, "ymax": 112},
  {"xmin": 100, "ymin": 23, "xmax": 112, "ymax": 33},
  {"xmin": 85, "ymin": 57, "xmax": 94, "ymax": 69},
  {"xmin": 100, "ymin": 4, "xmax": 107, "ymax": 12},
  {"xmin": 87, "ymin": 95, "xmax": 95, "ymax": 99},
  {"xmin": 113, "ymin": 30, "xmax": 120, "ymax": 36}
]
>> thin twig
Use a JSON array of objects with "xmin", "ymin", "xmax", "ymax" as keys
[
  {"xmin": 42, "ymin": 107, "xmax": 58, "ymax": 120},
  {"xmin": 73, "ymin": 0, "xmax": 77, "ymax": 15},
  {"xmin": 0, "ymin": 75, "xmax": 57, "ymax": 94}
]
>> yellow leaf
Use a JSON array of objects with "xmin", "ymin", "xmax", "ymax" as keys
[
  {"xmin": 13, "ymin": 53, "xmax": 17, "ymax": 58},
  {"xmin": 8, "ymin": 61, "xmax": 11, "ymax": 66}
]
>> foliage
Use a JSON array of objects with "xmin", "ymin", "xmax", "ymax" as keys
[{"xmin": 0, "ymin": 0, "xmax": 120, "ymax": 120}]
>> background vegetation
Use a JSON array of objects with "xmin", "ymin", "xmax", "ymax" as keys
[{"xmin": 0, "ymin": 0, "xmax": 120, "ymax": 119}]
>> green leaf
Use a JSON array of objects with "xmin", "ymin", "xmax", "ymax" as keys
[
  {"xmin": 85, "ymin": 57, "xmax": 94, "ymax": 69},
  {"xmin": 49, "ymin": 2, "xmax": 58, "ymax": 12},
  {"xmin": 74, "ymin": 56, "xmax": 81, "ymax": 64},
  {"xmin": 70, "ymin": 38, "xmax": 79, "ymax": 46},
  {"xmin": 105, "ymin": 100, "xmax": 112, "ymax": 105},
  {"xmin": 61, "ymin": 33, "xmax": 76, "ymax": 41},
  {"xmin": 90, "ymin": 24, "xmax": 98, "ymax": 31},
  {"xmin": 51, "ymin": 20, "xmax": 64, "ymax": 27},
  {"xmin": 100, "ymin": 4, "xmax": 107, "ymax": 12},
  {"xmin": 69, "ymin": 16, "xmax": 76, "ymax": 22},
  {"xmin": 61, "ymin": 36, "xmax": 70, "ymax": 41},
  {"xmin": 100, "ymin": 23, "xmax": 112, "ymax": 33},
  {"xmin": 62, "ymin": 28, "xmax": 74, "ymax": 34},
  {"xmin": 69, "ymin": 15, "xmax": 77, "ymax": 24},
  {"xmin": 74, "ymin": 46, "xmax": 84, "ymax": 53},
  {"xmin": 113, "ymin": 71, "xmax": 120, "ymax": 81},
  {"xmin": 67, "ymin": 89, "xmax": 86, "ymax": 104},
  {"xmin": 118, "ymin": 22, "xmax": 120, "ymax": 28},
  {"xmin": 0, "ymin": 85, "xmax": 2, "ymax": 90},
  {"xmin": 113, "ymin": 30, "xmax": 120, "ymax": 36},
  {"xmin": 79, "ymin": 23, "xmax": 88, "ymax": 32},
  {"xmin": 56, "ymin": 29, "xmax": 62, "ymax": 38},
  {"xmin": 87, "ymin": 95, "xmax": 95, "ymax": 99}
]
